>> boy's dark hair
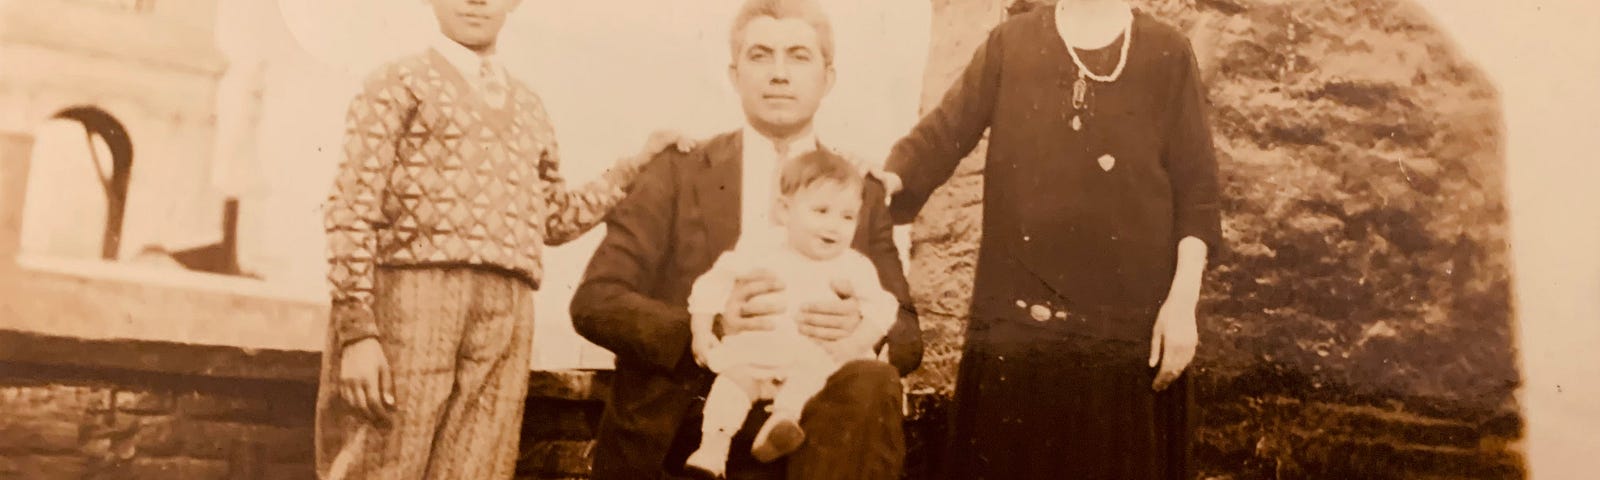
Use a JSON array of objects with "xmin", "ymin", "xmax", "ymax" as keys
[{"xmin": 778, "ymin": 150, "xmax": 863, "ymax": 197}]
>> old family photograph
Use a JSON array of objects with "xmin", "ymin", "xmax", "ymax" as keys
[{"xmin": 3, "ymin": 0, "xmax": 1597, "ymax": 478}]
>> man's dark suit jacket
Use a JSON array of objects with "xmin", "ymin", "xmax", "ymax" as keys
[{"xmin": 570, "ymin": 131, "xmax": 923, "ymax": 479}]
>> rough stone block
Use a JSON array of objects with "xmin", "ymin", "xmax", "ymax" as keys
[
  {"xmin": 176, "ymin": 391, "xmax": 273, "ymax": 422},
  {"xmin": 0, "ymin": 454, "xmax": 88, "ymax": 480},
  {"xmin": 0, "ymin": 383, "xmax": 110, "ymax": 417},
  {"xmin": 227, "ymin": 438, "xmax": 266, "ymax": 480},
  {"xmin": 262, "ymin": 390, "xmax": 318, "ymax": 426},
  {"xmin": 518, "ymin": 439, "xmax": 594, "ymax": 478},
  {"xmin": 0, "ymin": 413, "xmax": 83, "ymax": 454},
  {"xmin": 114, "ymin": 390, "xmax": 175, "ymax": 414},
  {"xmin": 122, "ymin": 457, "xmax": 229, "ymax": 480},
  {"xmin": 0, "ymin": 454, "xmax": 87, "ymax": 479},
  {"xmin": 526, "ymin": 370, "xmax": 611, "ymax": 402},
  {"xmin": 171, "ymin": 420, "xmax": 246, "ymax": 460},
  {"xmin": 254, "ymin": 425, "xmax": 315, "ymax": 463},
  {"xmin": 129, "ymin": 416, "xmax": 179, "ymax": 457},
  {"xmin": 262, "ymin": 462, "xmax": 317, "ymax": 480},
  {"xmin": 521, "ymin": 399, "xmax": 601, "ymax": 440}
]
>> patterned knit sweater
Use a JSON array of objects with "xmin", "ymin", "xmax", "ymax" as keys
[{"xmin": 324, "ymin": 49, "xmax": 635, "ymax": 345}]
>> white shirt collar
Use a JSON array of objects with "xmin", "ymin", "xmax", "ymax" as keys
[
  {"xmin": 430, "ymin": 29, "xmax": 502, "ymax": 80},
  {"xmin": 741, "ymin": 125, "xmax": 819, "ymax": 162}
]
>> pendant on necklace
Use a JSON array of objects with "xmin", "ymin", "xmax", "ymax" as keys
[
  {"xmin": 1071, "ymin": 76, "xmax": 1088, "ymax": 109},
  {"xmin": 1071, "ymin": 76, "xmax": 1088, "ymax": 131}
]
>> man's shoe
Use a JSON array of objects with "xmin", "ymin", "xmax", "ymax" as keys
[{"xmin": 750, "ymin": 415, "xmax": 806, "ymax": 463}]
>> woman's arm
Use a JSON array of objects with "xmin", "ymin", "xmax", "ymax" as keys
[
  {"xmin": 882, "ymin": 26, "xmax": 1006, "ymax": 224},
  {"xmin": 1151, "ymin": 36, "xmax": 1224, "ymax": 391}
]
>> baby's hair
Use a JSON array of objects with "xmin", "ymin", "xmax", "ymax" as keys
[{"xmin": 778, "ymin": 150, "xmax": 864, "ymax": 197}]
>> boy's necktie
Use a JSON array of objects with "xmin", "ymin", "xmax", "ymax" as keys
[{"xmin": 479, "ymin": 58, "xmax": 507, "ymax": 108}]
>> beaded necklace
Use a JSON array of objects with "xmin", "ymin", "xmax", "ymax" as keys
[{"xmin": 1060, "ymin": 4, "xmax": 1133, "ymax": 131}]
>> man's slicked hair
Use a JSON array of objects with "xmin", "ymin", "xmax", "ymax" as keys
[{"xmin": 728, "ymin": 0, "xmax": 836, "ymax": 66}]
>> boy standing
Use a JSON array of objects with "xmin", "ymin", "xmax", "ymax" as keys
[{"xmin": 314, "ymin": 1, "xmax": 685, "ymax": 478}]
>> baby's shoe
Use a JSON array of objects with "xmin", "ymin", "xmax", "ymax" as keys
[
  {"xmin": 684, "ymin": 443, "xmax": 729, "ymax": 479},
  {"xmin": 750, "ymin": 413, "xmax": 806, "ymax": 463}
]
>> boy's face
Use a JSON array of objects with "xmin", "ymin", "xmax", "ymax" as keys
[
  {"xmin": 428, "ymin": 0, "xmax": 521, "ymax": 52},
  {"xmin": 728, "ymin": 16, "xmax": 834, "ymax": 136},
  {"xmin": 776, "ymin": 180, "xmax": 862, "ymax": 260}
]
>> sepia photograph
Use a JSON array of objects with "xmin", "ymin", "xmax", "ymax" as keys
[{"xmin": 1, "ymin": 0, "xmax": 1596, "ymax": 479}]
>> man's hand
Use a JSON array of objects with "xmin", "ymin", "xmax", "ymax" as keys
[
  {"xmin": 691, "ymin": 331, "xmax": 721, "ymax": 369},
  {"xmin": 1149, "ymin": 296, "xmax": 1199, "ymax": 392},
  {"xmin": 798, "ymin": 277, "xmax": 864, "ymax": 342},
  {"xmin": 338, "ymin": 338, "xmax": 395, "ymax": 423},
  {"xmin": 721, "ymin": 268, "xmax": 785, "ymax": 336}
]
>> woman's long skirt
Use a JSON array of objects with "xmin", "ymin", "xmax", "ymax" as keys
[{"xmin": 941, "ymin": 316, "xmax": 1195, "ymax": 480}]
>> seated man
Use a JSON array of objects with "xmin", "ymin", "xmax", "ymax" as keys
[{"xmin": 569, "ymin": 0, "xmax": 922, "ymax": 479}]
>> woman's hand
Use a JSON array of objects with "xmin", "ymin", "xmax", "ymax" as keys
[
  {"xmin": 867, "ymin": 168, "xmax": 903, "ymax": 196},
  {"xmin": 1149, "ymin": 296, "xmax": 1199, "ymax": 392},
  {"xmin": 1151, "ymin": 236, "xmax": 1208, "ymax": 391}
]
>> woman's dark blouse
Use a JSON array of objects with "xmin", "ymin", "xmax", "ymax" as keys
[{"xmin": 886, "ymin": 8, "xmax": 1223, "ymax": 335}]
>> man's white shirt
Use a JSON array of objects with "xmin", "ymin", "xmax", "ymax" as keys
[{"xmin": 738, "ymin": 126, "xmax": 818, "ymax": 248}]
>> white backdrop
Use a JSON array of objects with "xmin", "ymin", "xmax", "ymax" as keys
[{"xmin": 226, "ymin": 0, "xmax": 929, "ymax": 368}]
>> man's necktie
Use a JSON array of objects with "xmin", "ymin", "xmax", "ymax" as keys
[{"xmin": 479, "ymin": 58, "xmax": 507, "ymax": 108}]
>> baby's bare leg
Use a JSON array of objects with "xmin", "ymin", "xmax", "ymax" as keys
[
  {"xmin": 687, "ymin": 367, "xmax": 770, "ymax": 476},
  {"xmin": 753, "ymin": 349, "xmax": 835, "ymax": 463}
]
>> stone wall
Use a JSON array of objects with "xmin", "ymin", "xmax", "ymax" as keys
[{"xmin": 907, "ymin": 0, "xmax": 1525, "ymax": 478}]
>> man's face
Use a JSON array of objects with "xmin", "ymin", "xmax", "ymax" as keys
[
  {"xmin": 729, "ymin": 16, "xmax": 835, "ymax": 136},
  {"xmin": 777, "ymin": 181, "xmax": 861, "ymax": 261},
  {"xmin": 428, "ymin": 0, "xmax": 521, "ymax": 52}
]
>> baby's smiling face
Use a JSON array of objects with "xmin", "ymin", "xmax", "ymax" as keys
[{"xmin": 776, "ymin": 180, "xmax": 862, "ymax": 261}]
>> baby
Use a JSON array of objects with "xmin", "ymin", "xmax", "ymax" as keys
[{"xmin": 683, "ymin": 150, "xmax": 899, "ymax": 477}]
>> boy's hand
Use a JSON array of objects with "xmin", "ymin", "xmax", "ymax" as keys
[
  {"xmin": 635, "ymin": 130, "xmax": 695, "ymax": 163},
  {"xmin": 338, "ymin": 338, "xmax": 395, "ymax": 424}
]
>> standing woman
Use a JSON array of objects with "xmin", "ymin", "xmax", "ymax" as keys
[{"xmin": 878, "ymin": 0, "xmax": 1222, "ymax": 478}]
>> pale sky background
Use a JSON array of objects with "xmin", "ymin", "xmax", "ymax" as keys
[
  {"xmin": 215, "ymin": 0, "xmax": 931, "ymax": 369},
  {"xmin": 196, "ymin": 1, "xmax": 1599, "ymax": 477}
]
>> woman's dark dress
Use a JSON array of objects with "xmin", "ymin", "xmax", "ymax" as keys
[{"xmin": 884, "ymin": 8, "xmax": 1223, "ymax": 480}]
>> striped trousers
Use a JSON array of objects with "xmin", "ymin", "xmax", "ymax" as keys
[{"xmin": 315, "ymin": 267, "xmax": 536, "ymax": 479}]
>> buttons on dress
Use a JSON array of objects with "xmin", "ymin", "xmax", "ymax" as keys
[
  {"xmin": 1098, "ymin": 154, "xmax": 1116, "ymax": 172},
  {"xmin": 1029, "ymin": 304, "xmax": 1052, "ymax": 322}
]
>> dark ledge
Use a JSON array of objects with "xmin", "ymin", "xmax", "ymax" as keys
[
  {"xmin": 0, "ymin": 328, "xmax": 322, "ymax": 383},
  {"xmin": 520, "ymin": 368, "xmax": 949, "ymax": 421},
  {"xmin": 0, "ymin": 328, "xmax": 948, "ymax": 421}
]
